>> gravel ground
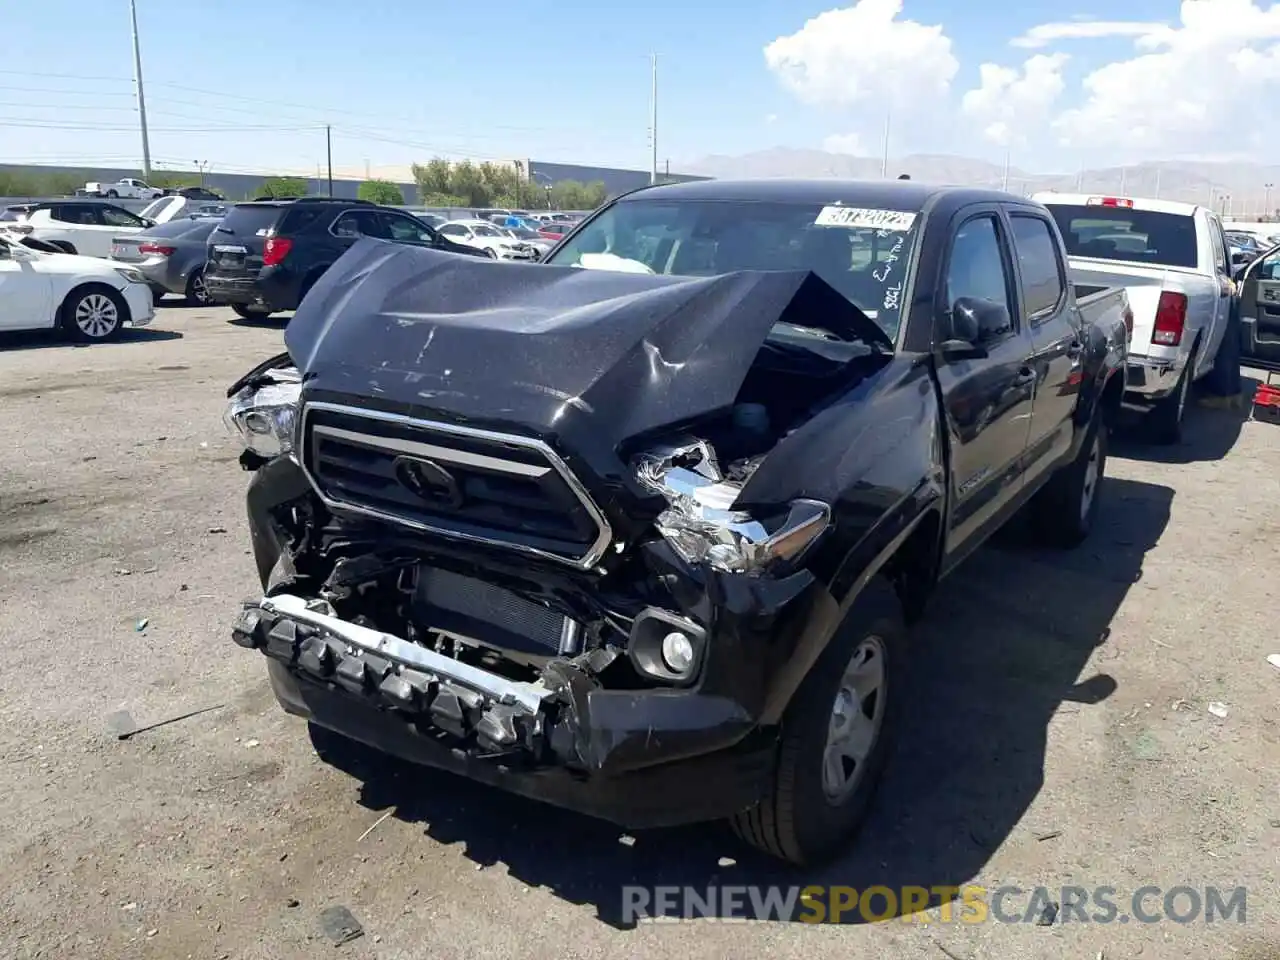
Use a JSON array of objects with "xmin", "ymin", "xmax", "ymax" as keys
[{"xmin": 0, "ymin": 303, "xmax": 1277, "ymax": 960}]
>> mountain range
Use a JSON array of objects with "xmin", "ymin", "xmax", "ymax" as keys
[{"xmin": 682, "ymin": 149, "xmax": 1280, "ymax": 219}]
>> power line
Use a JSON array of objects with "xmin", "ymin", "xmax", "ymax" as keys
[{"xmin": 0, "ymin": 117, "xmax": 317, "ymax": 132}]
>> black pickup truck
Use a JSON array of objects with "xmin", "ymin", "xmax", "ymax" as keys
[{"xmin": 223, "ymin": 179, "xmax": 1129, "ymax": 865}]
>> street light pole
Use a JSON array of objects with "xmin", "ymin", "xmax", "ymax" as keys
[
  {"xmin": 649, "ymin": 53, "xmax": 658, "ymax": 185},
  {"xmin": 1265, "ymin": 183, "xmax": 1274, "ymax": 219},
  {"xmin": 128, "ymin": 0, "xmax": 152, "ymax": 180},
  {"xmin": 880, "ymin": 111, "xmax": 890, "ymax": 178}
]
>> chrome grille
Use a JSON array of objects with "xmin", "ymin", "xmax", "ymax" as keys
[{"xmin": 299, "ymin": 402, "xmax": 612, "ymax": 568}]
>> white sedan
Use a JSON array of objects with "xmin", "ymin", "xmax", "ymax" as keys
[
  {"xmin": 436, "ymin": 220, "xmax": 539, "ymax": 260},
  {"xmin": 0, "ymin": 236, "xmax": 155, "ymax": 342}
]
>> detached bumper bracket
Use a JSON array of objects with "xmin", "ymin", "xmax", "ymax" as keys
[{"xmin": 233, "ymin": 593, "xmax": 554, "ymax": 754}]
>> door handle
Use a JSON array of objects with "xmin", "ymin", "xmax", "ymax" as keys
[
  {"xmin": 1013, "ymin": 365, "xmax": 1037, "ymax": 387},
  {"xmin": 1066, "ymin": 339, "xmax": 1084, "ymax": 358}
]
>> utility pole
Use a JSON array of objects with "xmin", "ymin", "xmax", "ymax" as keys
[
  {"xmin": 128, "ymin": 0, "xmax": 152, "ymax": 180},
  {"xmin": 665, "ymin": 158, "xmax": 670, "ymax": 180},
  {"xmin": 880, "ymin": 111, "xmax": 891, "ymax": 178},
  {"xmin": 1119, "ymin": 166, "xmax": 1127, "ymax": 194},
  {"xmin": 1265, "ymin": 182, "xmax": 1274, "ymax": 219},
  {"xmin": 1154, "ymin": 165, "xmax": 1162, "ymax": 199},
  {"xmin": 1000, "ymin": 148, "xmax": 1010, "ymax": 191},
  {"xmin": 649, "ymin": 53, "xmax": 658, "ymax": 185},
  {"xmin": 325, "ymin": 125, "xmax": 333, "ymax": 197}
]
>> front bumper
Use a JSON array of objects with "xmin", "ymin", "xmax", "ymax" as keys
[
  {"xmin": 122, "ymin": 282, "xmax": 154, "ymax": 327},
  {"xmin": 1124, "ymin": 353, "xmax": 1185, "ymax": 400},
  {"xmin": 234, "ymin": 593, "xmax": 777, "ymax": 828}
]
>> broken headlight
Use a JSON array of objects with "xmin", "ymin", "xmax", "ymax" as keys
[
  {"xmin": 635, "ymin": 441, "xmax": 830, "ymax": 575},
  {"xmin": 223, "ymin": 370, "xmax": 302, "ymax": 458}
]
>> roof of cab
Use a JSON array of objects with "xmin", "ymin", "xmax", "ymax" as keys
[{"xmin": 619, "ymin": 177, "xmax": 1021, "ymax": 209}]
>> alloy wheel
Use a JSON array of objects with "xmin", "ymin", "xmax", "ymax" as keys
[{"xmin": 75, "ymin": 293, "xmax": 119, "ymax": 339}]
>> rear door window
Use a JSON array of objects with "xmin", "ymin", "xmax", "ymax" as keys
[
  {"xmin": 1008, "ymin": 214, "xmax": 1065, "ymax": 321},
  {"xmin": 1045, "ymin": 204, "xmax": 1198, "ymax": 269}
]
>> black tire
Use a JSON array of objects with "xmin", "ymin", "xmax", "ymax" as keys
[
  {"xmin": 1150, "ymin": 355, "xmax": 1192, "ymax": 445},
  {"xmin": 106, "ymin": 190, "xmax": 118, "ymax": 198},
  {"xmin": 58, "ymin": 284, "xmax": 129, "ymax": 343},
  {"xmin": 483, "ymin": 247, "xmax": 499, "ymax": 259},
  {"xmin": 1029, "ymin": 413, "xmax": 1107, "ymax": 548},
  {"xmin": 730, "ymin": 576, "xmax": 905, "ymax": 865},
  {"xmin": 232, "ymin": 303, "xmax": 274, "ymax": 321},
  {"xmin": 184, "ymin": 268, "xmax": 211, "ymax": 306}
]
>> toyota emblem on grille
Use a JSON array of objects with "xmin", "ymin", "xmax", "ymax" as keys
[{"xmin": 392, "ymin": 455, "xmax": 464, "ymax": 510}]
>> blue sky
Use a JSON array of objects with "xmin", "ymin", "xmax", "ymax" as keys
[{"xmin": 0, "ymin": 0, "xmax": 1261, "ymax": 177}]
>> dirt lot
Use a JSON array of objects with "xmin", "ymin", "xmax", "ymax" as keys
[{"xmin": 0, "ymin": 303, "xmax": 1277, "ymax": 960}]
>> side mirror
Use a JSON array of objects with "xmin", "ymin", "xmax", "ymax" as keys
[
  {"xmin": 938, "ymin": 296, "xmax": 1010, "ymax": 361},
  {"xmin": 1231, "ymin": 251, "xmax": 1250, "ymax": 266}
]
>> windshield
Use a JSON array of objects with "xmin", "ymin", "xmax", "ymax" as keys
[
  {"xmin": 1045, "ymin": 204, "xmax": 1198, "ymax": 269},
  {"xmin": 472, "ymin": 224, "xmax": 503, "ymax": 238},
  {"xmin": 543, "ymin": 198, "xmax": 920, "ymax": 339}
]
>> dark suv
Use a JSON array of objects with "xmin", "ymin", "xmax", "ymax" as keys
[{"xmin": 204, "ymin": 197, "xmax": 481, "ymax": 320}]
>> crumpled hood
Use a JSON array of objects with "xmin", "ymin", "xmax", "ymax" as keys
[{"xmin": 285, "ymin": 239, "xmax": 889, "ymax": 447}]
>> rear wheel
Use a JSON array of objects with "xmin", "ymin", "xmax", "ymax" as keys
[
  {"xmin": 1029, "ymin": 412, "xmax": 1107, "ymax": 548},
  {"xmin": 1152, "ymin": 363, "xmax": 1187, "ymax": 445},
  {"xmin": 730, "ymin": 576, "xmax": 905, "ymax": 865},
  {"xmin": 106, "ymin": 190, "xmax": 118, "ymax": 198},
  {"xmin": 1150, "ymin": 355, "xmax": 1193, "ymax": 444},
  {"xmin": 232, "ymin": 303, "xmax": 274, "ymax": 321},
  {"xmin": 185, "ymin": 268, "xmax": 211, "ymax": 306},
  {"xmin": 59, "ymin": 285, "xmax": 128, "ymax": 343}
]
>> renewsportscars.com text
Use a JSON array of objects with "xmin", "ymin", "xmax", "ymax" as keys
[{"xmin": 620, "ymin": 884, "xmax": 1247, "ymax": 925}]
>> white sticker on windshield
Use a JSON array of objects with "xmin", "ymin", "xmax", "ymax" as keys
[{"xmin": 814, "ymin": 206, "xmax": 917, "ymax": 231}]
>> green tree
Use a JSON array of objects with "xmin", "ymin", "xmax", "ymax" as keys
[
  {"xmin": 418, "ymin": 191, "xmax": 469, "ymax": 206},
  {"xmin": 257, "ymin": 176, "xmax": 309, "ymax": 198},
  {"xmin": 447, "ymin": 160, "xmax": 488, "ymax": 207},
  {"xmin": 412, "ymin": 158, "xmax": 453, "ymax": 196},
  {"xmin": 358, "ymin": 179, "xmax": 404, "ymax": 205}
]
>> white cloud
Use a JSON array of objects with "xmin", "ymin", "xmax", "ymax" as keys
[
  {"xmin": 961, "ymin": 54, "xmax": 1069, "ymax": 147},
  {"xmin": 764, "ymin": 0, "xmax": 958, "ymax": 111},
  {"xmin": 1011, "ymin": 19, "xmax": 1164, "ymax": 48},
  {"xmin": 1053, "ymin": 0, "xmax": 1280, "ymax": 156},
  {"xmin": 765, "ymin": 114, "xmax": 778, "ymax": 124},
  {"xmin": 823, "ymin": 133, "xmax": 867, "ymax": 155}
]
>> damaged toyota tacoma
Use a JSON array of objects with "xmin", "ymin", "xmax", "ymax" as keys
[{"xmin": 224, "ymin": 179, "xmax": 1129, "ymax": 865}]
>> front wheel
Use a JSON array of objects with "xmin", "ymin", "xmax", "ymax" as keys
[
  {"xmin": 730, "ymin": 576, "xmax": 905, "ymax": 865},
  {"xmin": 483, "ymin": 247, "xmax": 499, "ymax": 259},
  {"xmin": 59, "ymin": 285, "xmax": 128, "ymax": 343},
  {"xmin": 1029, "ymin": 413, "xmax": 1107, "ymax": 548}
]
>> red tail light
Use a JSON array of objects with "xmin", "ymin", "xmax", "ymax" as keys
[
  {"xmin": 1087, "ymin": 196, "xmax": 1135, "ymax": 208},
  {"xmin": 262, "ymin": 236, "xmax": 293, "ymax": 266},
  {"xmin": 138, "ymin": 243, "xmax": 175, "ymax": 256},
  {"xmin": 1122, "ymin": 306, "xmax": 1134, "ymax": 337},
  {"xmin": 1152, "ymin": 291, "xmax": 1187, "ymax": 346}
]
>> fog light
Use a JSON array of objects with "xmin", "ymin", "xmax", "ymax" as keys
[{"xmin": 661, "ymin": 632, "xmax": 695, "ymax": 673}]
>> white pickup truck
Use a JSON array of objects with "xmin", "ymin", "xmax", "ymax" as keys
[
  {"xmin": 1034, "ymin": 193, "xmax": 1234, "ymax": 443},
  {"xmin": 83, "ymin": 178, "xmax": 164, "ymax": 200}
]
